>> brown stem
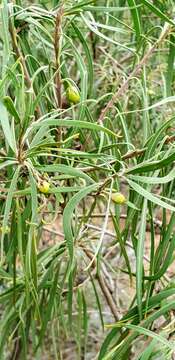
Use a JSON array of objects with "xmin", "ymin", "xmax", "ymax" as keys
[
  {"xmin": 54, "ymin": 7, "xmax": 63, "ymax": 109},
  {"xmin": 78, "ymin": 131, "xmax": 175, "ymax": 173},
  {"xmin": 122, "ymin": 148, "xmax": 146, "ymax": 160},
  {"xmin": 122, "ymin": 133, "xmax": 175, "ymax": 160},
  {"xmin": 9, "ymin": 17, "xmax": 41, "ymax": 121},
  {"xmin": 54, "ymin": 6, "xmax": 64, "ymax": 145},
  {"xmin": 83, "ymin": 247, "xmax": 119, "ymax": 321},
  {"xmin": 164, "ymin": 134, "xmax": 175, "ymax": 144},
  {"xmin": 9, "ymin": 19, "xmax": 31, "ymax": 89},
  {"xmin": 9, "ymin": 336, "xmax": 21, "ymax": 360},
  {"xmin": 98, "ymin": 23, "xmax": 171, "ymax": 123}
]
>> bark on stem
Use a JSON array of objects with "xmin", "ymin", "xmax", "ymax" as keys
[
  {"xmin": 54, "ymin": 7, "xmax": 63, "ymax": 109},
  {"xmin": 98, "ymin": 23, "xmax": 171, "ymax": 123}
]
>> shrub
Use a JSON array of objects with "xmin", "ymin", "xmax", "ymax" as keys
[{"xmin": 0, "ymin": 0, "xmax": 175, "ymax": 359}]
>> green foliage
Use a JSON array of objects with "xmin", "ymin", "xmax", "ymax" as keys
[{"xmin": 0, "ymin": 0, "xmax": 175, "ymax": 359}]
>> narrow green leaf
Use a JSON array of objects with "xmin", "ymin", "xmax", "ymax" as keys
[
  {"xmin": 128, "ymin": 167, "xmax": 175, "ymax": 184},
  {"xmin": 136, "ymin": 199, "xmax": 147, "ymax": 321},
  {"xmin": 127, "ymin": 0, "xmax": 141, "ymax": 40},
  {"xmin": 36, "ymin": 164, "xmax": 94, "ymax": 184},
  {"xmin": 118, "ymin": 324, "xmax": 174, "ymax": 351},
  {"xmin": 140, "ymin": 0, "xmax": 175, "ymax": 26},
  {"xmin": 0, "ymin": 102, "xmax": 17, "ymax": 153},
  {"xmin": 1, "ymin": 166, "xmax": 21, "ymax": 262},
  {"xmin": 3, "ymin": 96, "xmax": 21, "ymax": 124},
  {"xmin": 127, "ymin": 178, "xmax": 175, "ymax": 212},
  {"xmin": 63, "ymin": 184, "xmax": 98, "ymax": 270},
  {"xmin": 25, "ymin": 119, "xmax": 118, "ymax": 140}
]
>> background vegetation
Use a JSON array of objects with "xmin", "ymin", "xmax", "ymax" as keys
[{"xmin": 1, "ymin": 0, "xmax": 175, "ymax": 359}]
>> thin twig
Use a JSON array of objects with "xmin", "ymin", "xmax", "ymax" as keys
[
  {"xmin": 78, "ymin": 132, "xmax": 175, "ymax": 174},
  {"xmin": 85, "ymin": 223, "xmax": 159, "ymax": 263},
  {"xmin": 9, "ymin": 16, "xmax": 41, "ymax": 119},
  {"xmin": 98, "ymin": 23, "xmax": 171, "ymax": 123},
  {"xmin": 122, "ymin": 148, "xmax": 146, "ymax": 160},
  {"xmin": 83, "ymin": 247, "xmax": 119, "ymax": 321},
  {"xmin": 9, "ymin": 20, "xmax": 31, "ymax": 88},
  {"xmin": 54, "ymin": 6, "xmax": 64, "ymax": 109}
]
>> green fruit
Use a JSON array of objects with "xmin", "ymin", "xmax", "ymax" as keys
[
  {"xmin": 38, "ymin": 181, "xmax": 50, "ymax": 194},
  {"xmin": 111, "ymin": 192, "xmax": 126, "ymax": 205},
  {"xmin": 66, "ymin": 86, "xmax": 80, "ymax": 104},
  {"xmin": 0, "ymin": 226, "xmax": 10, "ymax": 234}
]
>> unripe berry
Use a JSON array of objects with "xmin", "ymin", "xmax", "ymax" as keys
[
  {"xmin": 0, "ymin": 226, "xmax": 10, "ymax": 234},
  {"xmin": 38, "ymin": 181, "xmax": 50, "ymax": 194},
  {"xmin": 66, "ymin": 86, "xmax": 80, "ymax": 104},
  {"xmin": 111, "ymin": 192, "xmax": 126, "ymax": 205}
]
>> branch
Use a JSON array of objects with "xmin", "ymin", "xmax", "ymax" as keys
[
  {"xmin": 54, "ymin": 6, "xmax": 64, "ymax": 109},
  {"xmin": 83, "ymin": 247, "xmax": 119, "ymax": 321},
  {"xmin": 98, "ymin": 23, "xmax": 171, "ymax": 123},
  {"xmin": 9, "ymin": 19, "xmax": 31, "ymax": 88}
]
